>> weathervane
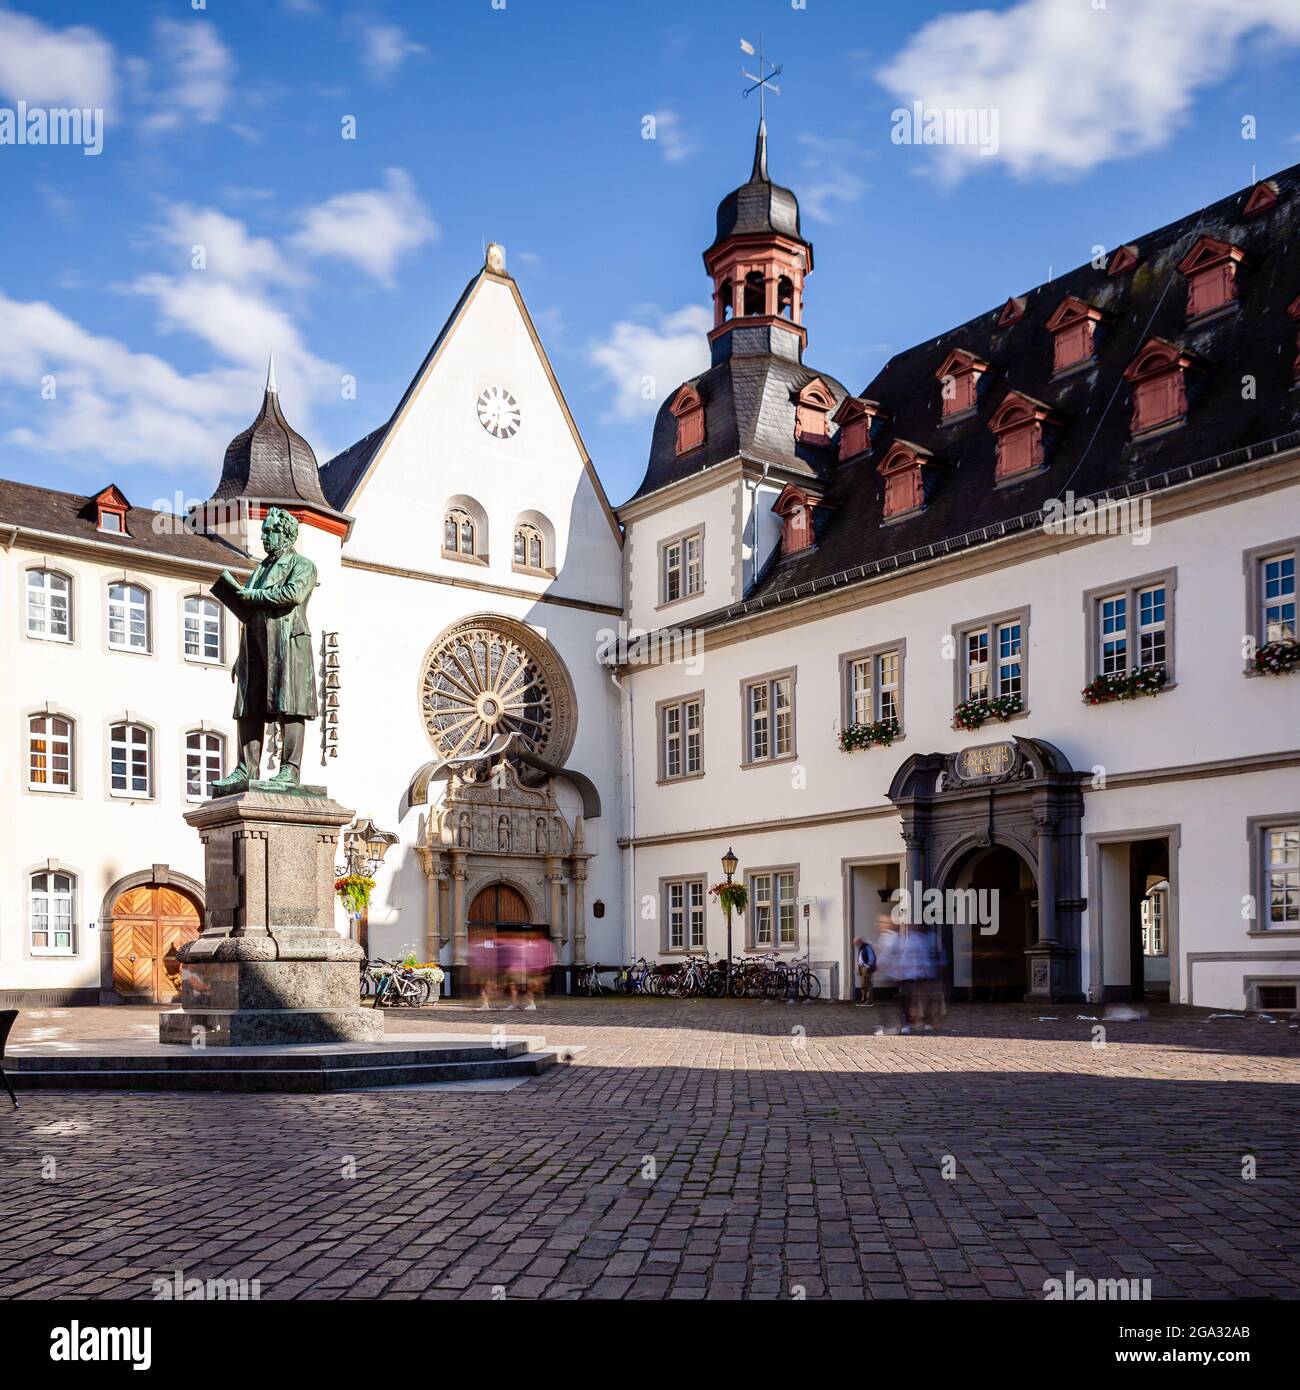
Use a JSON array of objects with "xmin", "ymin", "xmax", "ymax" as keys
[{"xmin": 741, "ymin": 35, "xmax": 782, "ymax": 120}]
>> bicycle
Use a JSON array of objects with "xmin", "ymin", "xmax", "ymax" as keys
[
  {"xmin": 574, "ymin": 963, "xmax": 614, "ymax": 996},
  {"xmin": 373, "ymin": 962, "xmax": 432, "ymax": 1007}
]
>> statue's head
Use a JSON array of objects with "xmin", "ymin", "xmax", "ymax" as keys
[{"xmin": 261, "ymin": 506, "xmax": 299, "ymax": 557}]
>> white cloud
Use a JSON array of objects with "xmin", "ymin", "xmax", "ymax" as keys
[
  {"xmin": 358, "ymin": 22, "xmax": 426, "ymax": 80},
  {"xmin": 878, "ymin": 0, "xmax": 1300, "ymax": 182},
  {"xmin": 139, "ymin": 18, "xmax": 234, "ymax": 133},
  {"xmin": 650, "ymin": 109, "xmax": 696, "ymax": 164},
  {"xmin": 0, "ymin": 8, "xmax": 115, "ymax": 110},
  {"xmin": 290, "ymin": 168, "xmax": 438, "ymax": 286},
  {"xmin": 156, "ymin": 204, "xmax": 306, "ymax": 289},
  {"xmin": 796, "ymin": 133, "xmax": 866, "ymax": 223},
  {"xmin": 588, "ymin": 306, "xmax": 711, "ymax": 423}
]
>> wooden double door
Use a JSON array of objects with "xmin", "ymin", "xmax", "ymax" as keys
[{"xmin": 111, "ymin": 884, "xmax": 202, "ymax": 1002}]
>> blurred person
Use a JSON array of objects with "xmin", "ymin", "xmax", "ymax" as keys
[
  {"xmin": 522, "ymin": 931, "xmax": 554, "ymax": 1011},
  {"xmin": 853, "ymin": 935, "xmax": 877, "ymax": 1006},
  {"xmin": 473, "ymin": 932, "xmax": 498, "ymax": 1010},
  {"xmin": 874, "ymin": 916, "xmax": 905, "ymax": 1029},
  {"xmin": 908, "ymin": 923, "xmax": 948, "ymax": 1032}
]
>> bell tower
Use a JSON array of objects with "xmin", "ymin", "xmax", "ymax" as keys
[{"xmin": 703, "ymin": 120, "xmax": 813, "ymax": 366}]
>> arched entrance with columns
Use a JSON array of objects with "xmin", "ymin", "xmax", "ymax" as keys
[{"xmin": 888, "ymin": 736, "xmax": 1086, "ymax": 1002}]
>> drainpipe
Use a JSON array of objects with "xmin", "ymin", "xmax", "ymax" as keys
[{"xmin": 610, "ymin": 669, "xmax": 635, "ymax": 970}]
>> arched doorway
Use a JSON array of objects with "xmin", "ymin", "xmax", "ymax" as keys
[
  {"xmin": 110, "ymin": 882, "xmax": 202, "ymax": 1002},
  {"xmin": 467, "ymin": 883, "xmax": 551, "ymax": 997},
  {"xmin": 943, "ymin": 845, "xmax": 1036, "ymax": 1001}
]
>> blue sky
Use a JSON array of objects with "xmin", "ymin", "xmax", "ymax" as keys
[{"xmin": 2, "ymin": 0, "xmax": 1299, "ymax": 511}]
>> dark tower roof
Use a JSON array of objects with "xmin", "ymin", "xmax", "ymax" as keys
[{"xmin": 705, "ymin": 119, "xmax": 809, "ymax": 261}]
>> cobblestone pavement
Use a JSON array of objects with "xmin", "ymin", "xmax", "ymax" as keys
[{"xmin": 1, "ymin": 1000, "xmax": 1297, "ymax": 1301}]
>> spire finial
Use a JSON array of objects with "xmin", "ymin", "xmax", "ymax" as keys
[
  {"xmin": 265, "ymin": 351, "xmax": 278, "ymax": 395},
  {"xmin": 752, "ymin": 116, "xmax": 769, "ymax": 182}
]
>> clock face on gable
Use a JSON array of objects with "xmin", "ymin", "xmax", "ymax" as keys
[{"xmin": 476, "ymin": 385, "xmax": 521, "ymax": 439}]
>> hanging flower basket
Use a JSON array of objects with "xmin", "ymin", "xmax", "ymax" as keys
[
  {"xmin": 1082, "ymin": 664, "xmax": 1169, "ymax": 705},
  {"xmin": 839, "ymin": 716, "xmax": 901, "ymax": 751},
  {"xmin": 335, "ymin": 874, "xmax": 375, "ymax": 916},
  {"xmin": 952, "ymin": 693, "xmax": 1022, "ymax": 731},
  {"xmin": 709, "ymin": 881, "xmax": 749, "ymax": 916},
  {"xmin": 1252, "ymin": 639, "xmax": 1299, "ymax": 675}
]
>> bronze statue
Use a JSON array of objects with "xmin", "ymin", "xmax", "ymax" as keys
[{"xmin": 211, "ymin": 506, "xmax": 319, "ymax": 794}]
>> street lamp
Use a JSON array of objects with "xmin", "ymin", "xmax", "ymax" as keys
[
  {"xmin": 721, "ymin": 846, "xmax": 739, "ymax": 996},
  {"xmin": 341, "ymin": 818, "xmax": 398, "ymax": 950}
]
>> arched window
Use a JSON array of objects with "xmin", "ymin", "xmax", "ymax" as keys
[
  {"xmin": 110, "ymin": 721, "xmax": 153, "ymax": 798},
  {"xmin": 30, "ymin": 869, "xmax": 76, "ymax": 955},
  {"xmin": 743, "ymin": 270, "xmax": 766, "ymax": 317},
  {"xmin": 26, "ymin": 568, "xmax": 71, "ymax": 642},
  {"xmin": 185, "ymin": 730, "xmax": 226, "ymax": 800},
  {"xmin": 719, "ymin": 278, "xmax": 734, "ymax": 323},
  {"xmin": 777, "ymin": 276, "xmax": 794, "ymax": 319},
  {"xmin": 514, "ymin": 523, "xmax": 544, "ymax": 572},
  {"xmin": 183, "ymin": 596, "xmax": 222, "ymax": 663},
  {"xmin": 108, "ymin": 582, "xmax": 150, "ymax": 653},
  {"xmin": 444, "ymin": 507, "xmax": 476, "ymax": 558},
  {"xmin": 28, "ymin": 713, "xmax": 74, "ymax": 792}
]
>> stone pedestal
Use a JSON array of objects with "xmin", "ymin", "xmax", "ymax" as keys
[
  {"xmin": 159, "ymin": 785, "xmax": 383, "ymax": 1046},
  {"xmin": 1023, "ymin": 942, "xmax": 1076, "ymax": 1003}
]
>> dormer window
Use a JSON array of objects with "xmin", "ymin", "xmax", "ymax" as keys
[
  {"xmin": 92, "ymin": 484, "xmax": 129, "ymax": 535},
  {"xmin": 1243, "ymin": 180, "xmax": 1279, "ymax": 218},
  {"xmin": 832, "ymin": 396, "xmax": 887, "ymax": 462},
  {"xmin": 1122, "ymin": 338, "xmax": 1202, "ymax": 436},
  {"xmin": 935, "ymin": 350, "xmax": 988, "ymax": 419},
  {"xmin": 669, "ymin": 384, "xmax": 706, "ymax": 457},
  {"xmin": 793, "ymin": 378, "xmax": 836, "ymax": 445},
  {"xmin": 1045, "ymin": 297, "xmax": 1104, "ymax": 373},
  {"xmin": 878, "ymin": 441, "xmax": 933, "ymax": 521},
  {"xmin": 997, "ymin": 297, "xmax": 1025, "ymax": 327},
  {"xmin": 989, "ymin": 392, "xmax": 1057, "ymax": 481},
  {"xmin": 1107, "ymin": 244, "xmax": 1139, "ymax": 277},
  {"xmin": 1177, "ymin": 236, "xmax": 1245, "ymax": 320},
  {"xmin": 772, "ymin": 484, "xmax": 822, "ymax": 556}
]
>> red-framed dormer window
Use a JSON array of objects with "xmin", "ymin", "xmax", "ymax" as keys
[
  {"xmin": 1242, "ymin": 180, "xmax": 1279, "ymax": 218},
  {"xmin": 935, "ymin": 349, "xmax": 988, "ymax": 418},
  {"xmin": 794, "ymin": 377, "xmax": 836, "ymax": 445},
  {"xmin": 1177, "ymin": 236, "xmax": 1246, "ymax": 320},
  {"xmin": 997, "ymin": 297, "xmax": 1025, "ymax": 327},
  {"xmin": 1107, "ymin": 244, "xmax": 1139, "ymax": 277},
  {"xmin": 878, "ymin": 441, "xmax": 932, "ymax": 520},
  {"xmin": 669, "ymin": 384, "xmax": 705, "ymax": 457},
  {"xmin": 1045, "ymin": 296, "xmax": 1104, "ymax": 373},
  {"xmin": 92, "ymin": 485, "xmax": 129, "ymax": 535},
  {"xmin": 831, "ymin": 396, "xmax": 887, "ymax": 462},
  {"xmin": 771, "ymin": 483, "xmax": 822, "ymax": 556},
  {"xmin": 1122, "ymin": 338, "xmax": 1202, "ymax": 436},
  {"xmin": 989, "ymin": 392, "xmax": 1058, "ymax": 481}
]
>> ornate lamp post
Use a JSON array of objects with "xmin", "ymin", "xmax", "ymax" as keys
[
  {"xmin": 340, "ymin": 818, "xmax": 398, "ymax": 949},
  {"xmin": 721, "ymin": 846, "xmax": 739, "ymax": 996}
]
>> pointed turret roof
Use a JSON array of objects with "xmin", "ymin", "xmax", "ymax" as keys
[{"xmin": 705, "ymin": 119, "xmax": 808, "ymax": 260}]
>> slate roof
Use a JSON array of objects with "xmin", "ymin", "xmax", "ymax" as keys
[
  {"xmin": 705, "ymin": 120, "xmax": 807, "ymax": 259},
  {"xmin": 734, "ymin": 163, "xmax": 1300, "ymax": 606},
  {"xmin": 0, "ymin": 478, "xmax": 249, "ymax": 567}
]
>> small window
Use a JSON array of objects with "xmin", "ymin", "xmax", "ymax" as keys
[
  {"xmin": 794, "ymin": 379, "xmax": 836, "ymax": 445},
  {"xmin": 661, "ymin": 531, "xmax": 702, "ymax": 605},
  {"xmin": 1123, "ymin": 339, "xmax": 1198, "ymax": 436},
  {"xmin": 878, "ymin": 442, "xmax": 931, "ymax": 521},
  {"xmin": 670, "ymin": 385, "xmax": 705, "ymax": 456},
  {"xmin": 186, "ymin": 730, "xmax": 226, "ymax": 800},
  {"xmin": 1088, "ymin": 575, "xmax": 1172, "ymax": 682},
  {"xmin": 665, "ymin": 878, "xmax": 706, "ymax": 952},
  {"xmin": 1140, "ymin": 885, "xmax": 1168, "ymax": 956},
  {"xmin": 744, "ymin": 672, "xmax": 795, "ymax": 765},
  {"xmin": 1263, "ymin": 825, "xmax": 1299, "ymax": 928},
  {"xmin": 1177, "ymin": 236, "xmax": 1244, "ymax": 320},
  {"xmin": 1045, "ymin": 297, "xmax": 1103, "ymax": 373},
  {"xmin": 444, "ymin": 508, "xmax": 476, "ymax": 559},
  {"xmin": 99, "ymin": 509, "xmax": 124, "ymax": 533},
  {"xmin": 26, "ymin": 569, "xmax": 71, "ymax": 642},
  {"xmin": 958, "ymin": 616, "xmax": 1025, "ymax": 705},
  {"xmin": 1260, "ymin": 552, "xmax": 1297, "ymax": 644},
  {"xmin": 513, "ymin": 523, "xmax": 545, "ymax": 573},
  {"xmin": 28, "ymin": 714, "xmax": 73, "ymax": 792},
  {"xmin": 843, "ymin": 646, "xmax": 903, "ymax": 730},
  {"xmin": 935, "ymin": 350, "xmax": 987, "ymax": 418},
  {"xmin": 108, "ymin": 583, "xmax": 150, "ymax": 653},
  {"xmin": 30, "ymin": 870, "xmax": 75, "ymax": 955},
  {"xmin": 184, "ymin": 596, "xmax": 222, "ymax": 663},
  {"xmin": 110, "ymin": 722, "xmax": 152, "ymax": 798},
  {"xmin": 660, "ymin": 696, "xmax": 703, "ymax": 781},
  {"xmin": 749, "ymin": 870, "xmax": 797, "ymax": 948}
]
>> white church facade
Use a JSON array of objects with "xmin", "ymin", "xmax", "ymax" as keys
[{"xmin": 0, "ymin": 131, "xmax": 1297, "ymax": 1014}]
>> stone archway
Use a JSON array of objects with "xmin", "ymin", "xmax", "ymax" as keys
[{"xmin": 888, "ymin": 736, "xmax": 1086, "ymax": 1002}]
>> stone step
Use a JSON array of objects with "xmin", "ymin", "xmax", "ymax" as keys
[
  {"xmin": 10, "ymin": 1040, "xmax": 535, "ymax": 1073},
  {"xmin": 8, "ymin": 1048, "xmax": 561, "ymax": 1093}
]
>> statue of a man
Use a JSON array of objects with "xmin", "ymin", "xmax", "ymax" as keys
[{"xmin": 211, "ymin": 506, "xmax": 319, "ymax": 794}]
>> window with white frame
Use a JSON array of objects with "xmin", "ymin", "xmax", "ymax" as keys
[
  {"xmin": 110, "ymin": 722, "xmax": 152, "ymax": 797},
  {"xmin": 107, "ymin": 583, "xmax": 150, "ymax": 653},
  {"xmin": 750, "ymin": 869, "xmax": 797, "ymax": 947},
  {"xmin": 26, "ymin": 569, "xmax": 71, "ymax": 642},
  {"xmin": 185, "ymin": 730, "xmax": 226, "ymax": 800},
  {"xmin": 665, "ymin": 878, "xmax": 706, "ymax": 951},
  {"xmin": 1090, "ymin": 575, "xmax": 1171, "ymax": 679},
  {"xmin": 28, "ymin": 713, "xmax": 73, "ymax": 792},
  {"xmin": 1260, "ymin": 552, "xmax": 1296, "ymax": 643},
  {"xmin": 184, "ymin": 596, "xmax": 222, "ymax": 662},
  {"xmin": 959, "ymin": 615, "xmax": 1024, "ymax": 704},
  {"xmin": 844, "ymin": 646, "xmax": 903, "ymax": 727},
  {"xmin": 660, "ymin": 695, "xmax": 703, "ymax": 780},
  {"xmin": 661, "ymin": 532, "xmax": 702, "ymax": 604},
  {"xmin": 744, "ymin": 672, "xmax": 794, "ymax": 764},
  {"xmin": 1140, "ymin": 884, "xmax": 1168, "ymax": 956},
  {"xmin": 30, "ymin": 870, "xmax": 75, "ymax": 955},
  {"xmin": 1263, "ymin": 824, "xmax": 1299, "ymax": 928}
]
